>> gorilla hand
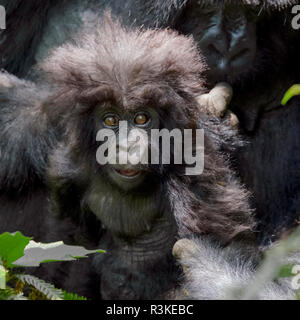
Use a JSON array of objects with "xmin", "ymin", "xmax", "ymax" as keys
[
  {"xmin": 196, "ymin": 82, "xmax": 239, "ymax": 129},
  {"xmin": 172, "ymin": 237, "xmax": 297, "ymax": 300}
]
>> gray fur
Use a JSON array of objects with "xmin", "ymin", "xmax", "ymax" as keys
[{"xmin": 176, "ymin": 237, "xmax": 299, "ymax": 300}]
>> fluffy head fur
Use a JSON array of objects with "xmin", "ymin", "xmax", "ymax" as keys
[{"xmin": 41, "ymin": 13, "xmax": 206, "ymax": 111}]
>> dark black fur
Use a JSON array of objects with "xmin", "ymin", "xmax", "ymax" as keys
[{"xmin": 0, "ymin": 0, "xmax": 54, "ymax": 77}]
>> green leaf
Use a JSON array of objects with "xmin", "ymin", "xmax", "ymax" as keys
[
  {"xmin": 276, "ymin": 264, "xmax": 295, "ymax": 278},
  {"xmin": 0, "ymin": 288, "xmax": 16, "ymax": 300},
  {"xmin": 63, "ymin": 290, "xmax": 87, "ymax": 300},
  {"xmin": 13, "ymin": 240, "xmax": 105, "ymax": 267},
  {"xmin": 281, "ymin": 84, "xmax": 300, "ymax": 106},
  {"xmin": 0, "ymin": 232, "xmax": 31, "ymax": 268}
]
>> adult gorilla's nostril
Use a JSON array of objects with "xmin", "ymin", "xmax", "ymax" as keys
[
  {"xmin": 205, "ymin": 39, "xmax": 255, "ymax": 81},
  {"xmin": 229, "ymin": 47, "xmax": 252, "ymax": 69},
  {"xmin": 206, "ymin": 43, "xmax": 228, "ymax": 72},
  {"xmin": 230, "ymin": 48, "xmax": 250, "ymax": 62},
  {"xmin": 206, "ymin": 40, "xmax": 227, "ymax": 60},
  {"xmin": 207, "ymin": 44, "xmax": 222, "ymax": 57},
  {"xmin": 231, "ymin": 48, "xmax": 250, "ymax": 61}
]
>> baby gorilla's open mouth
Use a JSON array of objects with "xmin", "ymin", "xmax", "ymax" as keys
[{"xmin": 115, "ymin": 169, "xmax": 141, "ymax": 177}]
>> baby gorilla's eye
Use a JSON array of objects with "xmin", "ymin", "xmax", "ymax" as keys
[
  {"xmin": 103, "ymin": 115, "xmax": 119, "ymax": 128},
  {"xmin": 134, "ymin": 113, "xmax": 149, "ymax": 126}
]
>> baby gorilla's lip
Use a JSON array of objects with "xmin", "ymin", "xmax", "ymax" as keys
[{"xmin": 115, "ymin": 169, "xmax": 141, "ymax": 178}]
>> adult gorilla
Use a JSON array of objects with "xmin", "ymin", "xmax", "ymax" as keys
[{"xmin": 118, "ymin": 0, "xmax": 300, "ymax": 245}]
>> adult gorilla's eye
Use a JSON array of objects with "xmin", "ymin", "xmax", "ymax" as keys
[
  {"xmin": 134, "ymin": 113, "xmax": 149, "ymax": 126},
  {"xmin": 103, "ymin": 115, "xmax": 119, "ymax": 128}
]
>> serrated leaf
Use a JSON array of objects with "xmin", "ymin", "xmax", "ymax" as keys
[
  {"xmin": 0, "ymin": 232, "xmax": 31, "ymax": 267},
  {"xmin": 281, "ymin": 84, "xmax": 300, "ymax": 106},
  {"xmin": 13, "ymin": 240, "xmax": 105, "ymax": 267},
  {"xmin": 18, "ymin": 274, "xmax": 63, "ymax": 300}
]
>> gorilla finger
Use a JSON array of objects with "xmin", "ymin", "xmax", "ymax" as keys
[
  {"xmin": 196, "ymin": 82, "xmax": 233, "ymax": 117},
  {"xmin": 0, "ymin": 71, "xmax": 15, "ymax": 88},
  {"xmin": 222, "ymin": 110, "xmax": 239, "ymax": 130},
  {"xmin": 172, "ymin": 238, "xmax": 199, "ymax": 260}
]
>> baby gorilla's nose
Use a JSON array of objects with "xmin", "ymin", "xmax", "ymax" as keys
[{"xmin": 117, "ymin": 128, "xmax": 149, "ymax": 165}]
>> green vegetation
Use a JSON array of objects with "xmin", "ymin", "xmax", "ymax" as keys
[
  {"xmin": 0, "ymin": 232, "xmax": 104, "ymax": 300},
  {"xmin": 281, "ymin": 84, "xmax": 300, "ymax": 106}
]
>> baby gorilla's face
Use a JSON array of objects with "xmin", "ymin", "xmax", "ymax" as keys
[{"xmin": 95, "ymin": 104, "xmax": 161, "ymax": 191}]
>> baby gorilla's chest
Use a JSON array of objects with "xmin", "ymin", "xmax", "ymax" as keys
[{"xmin": 95, "ymin": 216, "xmax": 180, "ymax": 299}]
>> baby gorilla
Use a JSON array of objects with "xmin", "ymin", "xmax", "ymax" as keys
[
  {"xmin": 39, "ymin": 16, "xmax": 255, "ymax": 299},
  {"xmin": 0, "ymin": 15, "xmax": 254, "ymax": 299}
]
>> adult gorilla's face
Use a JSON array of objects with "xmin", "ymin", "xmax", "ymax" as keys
[{"xmin": 177, "ymin": 3, "xmax": 258, "ymax": 84}]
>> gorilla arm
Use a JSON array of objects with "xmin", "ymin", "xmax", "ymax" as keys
[
  {"xmin": 173, "ymin": 237, "xmax": 298, "ymax": 300},
  {"xmin": 0, "ymin": 71, "xmax": 56, "ymax": 192},
  {"xmin": 0, "ymin": 71, "xmax": 58, "ymax": 240},
  {"xmin": 172, "ymin": 87, "xmax": 299, "ymax": 300}
]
